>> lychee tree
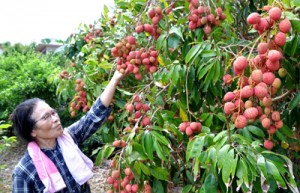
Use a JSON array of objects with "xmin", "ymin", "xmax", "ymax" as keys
[{"xmin": 56, "ymin": 0, "xmax": 300, "ymax": 192}]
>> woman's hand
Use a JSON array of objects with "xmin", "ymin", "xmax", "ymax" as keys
[{"xmin": 111, "ymin": 70, "xmax": 128, "ymax": 85}]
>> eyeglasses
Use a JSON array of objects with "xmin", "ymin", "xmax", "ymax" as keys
[{"xmin": 34, "ymin": 109, "xmax": 58, "ymax": 124}]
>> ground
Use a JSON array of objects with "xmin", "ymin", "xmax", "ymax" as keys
[{"xmin": 0, "ymin": 142, "xmax": 110, "ymax": 193}]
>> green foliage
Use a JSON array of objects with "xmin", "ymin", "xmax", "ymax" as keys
[
  {"xmin": 56, "ymin": 0, "xmax": 300, "ymax": 192},
  {"xmin": 0, "ymin": 43, "xmax": 64, "ymax": 120}
]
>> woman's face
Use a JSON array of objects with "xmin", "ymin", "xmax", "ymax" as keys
[{"xmin": 30, "ymin": 101, "xmax": 63, "ymax": 141}]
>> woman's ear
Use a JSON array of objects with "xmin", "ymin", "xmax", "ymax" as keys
[{"xmin": 31, "ymin": 129, "xmax": 37, "ymax": 138}]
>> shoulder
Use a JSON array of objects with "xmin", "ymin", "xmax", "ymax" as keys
[{"xmin": 13, "ymin": 151, "xmax": 36, "ymax": 179}]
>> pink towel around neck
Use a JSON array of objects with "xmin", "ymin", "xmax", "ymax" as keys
[{"xmin": 27, "ymin": 131, "xmax": 93, "ymax": 193}]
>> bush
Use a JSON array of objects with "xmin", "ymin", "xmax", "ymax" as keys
[{"xmin": 0, "ymin": 42, "xmax": 64, "ymax": 121}]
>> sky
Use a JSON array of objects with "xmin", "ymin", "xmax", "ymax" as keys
[{"xmin": 0, "ymin": 0, "xmax": 115, "ymax": 45}]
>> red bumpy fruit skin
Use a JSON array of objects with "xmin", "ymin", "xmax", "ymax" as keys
[
  {"xmin": 257, "ymin": 42, "xmax": 268, "ymax": 54},
  {"xmin": 262, "ymin": 117, "xmax": 271, "ymax": 129},
  {"xmin": 268, "ymin": 7, "xmax": 282, "ymax": 21},
  {"xmin": 251, "ymin": 69, "xmax": 263, "ymax": 83},
  {"xmin": 264, "ymin": 140, "xmax": 274, "ymax": 150},
  {"xmin": 274, "ymin": 32, "xmax": 286, "ymax": 46},
  {"xmin": 233, "ymin": 56, "xmax": 248, "ymax": 71},
  {"xmin": 247, "ymin": 12, "xmax": 261, "ymax": 25},
  {"xmin": 224, "ymin": 102, "xmax": 235, "ymax": 115},
  {"xmin": 262, "ymin": 72, "xmax": 275, "ymax": 85},
  {"xmin": 234, "ymin": 115, "xmax": 247, "ymax": 129},
  {"xmin": 244, "ymin": 107, "xmax": 259, "ymax": 119},
  {"xmin": 279, "ymin": 19, "xmax": 291, "ymax": 33}
]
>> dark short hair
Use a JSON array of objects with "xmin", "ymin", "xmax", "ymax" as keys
[{"xmin": 10, "ymin": 98, "xmax": 44, "ymax": 143}]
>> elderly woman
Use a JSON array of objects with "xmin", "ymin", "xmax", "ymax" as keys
[{"xmin": 11, "ymin": 70, "xmax": 125, "ymax": 193}]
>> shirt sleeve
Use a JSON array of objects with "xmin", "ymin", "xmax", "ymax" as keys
[
  {"xmin": 65, "ymin": 97, "xmax": 111, "ymax": 146},
  {"xmin": 12, "ymin": 173, "xmax": 34, "ymax": 193}
]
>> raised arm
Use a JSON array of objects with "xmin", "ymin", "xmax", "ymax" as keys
[{"xmin": 100, "ymin": 70, "xmax": 126, "ymax": 107}]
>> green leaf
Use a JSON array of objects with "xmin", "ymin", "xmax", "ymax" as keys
[
  {"xmin": 266, "ymin": 160, "xmax": 286, "ymax": 188},
  {"xmin": 136, "ymin": 161, "xmax": 150, "ymax": 175},
  {"xmin": 186, "ymin": 135, "xmax": 206, "ymax": 160},
  {"xmin": 168, "ymin": 35, "xmax": 180, "ymax": 49},
  {"xmin": 197, "ymin": 63, "xmax": 213, "ymax": 80},
  {"xmin": 257, "ymin": 155, "xmax": 268, "ymax": 177},
  {"xmin": 142, "ymin": 131, "xmax": 154, "ymax": 160},
  {"xmin": 0, "ymin": 124, "xmax": 11, "ymax": 129},
  {"xmin": 216, "ymin": 112, "xmax": 226, "ymax": 122},
  {"xmin": 95, "ymin": 145, "xmax": 115, "ymax": 165},
  {"xmin": 203, "ymin": 173, "xmax": 218, "ymax": 193},
  {"xmin": 203, "ymin": 114, "xmax": 213, "ymax": 127},
  {"xmin": 150, "ymin": 167, "xmax": 169, "ymax": 180},
  {"xmin": 169, "ymin": 26, "xmax": 184, "ymax": 40},
  {"xmin": 154, "ymin": 140, "xmax": 168, "ymax": 161},
  {"xmin": 217, "ymin": 144, "xmax": 230, "ymax": 170},
  {"xmin": 222, "ymin": 149, "xmax": 235, "ymax": 184},
  {"xmin": 185, "ymin": 43, "xmax": 202, "ymax": 63},
  {"xmin": 200, "ymin": 50, "xmax": 217, "ymax": 57},
  {"xmin": 288, "ymin": 92, "xmax": 300, "ymax": 110},
  {"xmin": 182, "ymin": 184, "xmax": 193, "ymax": 193},
  {"xmin": 291, "ymin": 20, "xmax": 300, "ymax": 33},
  {"xmin": 156, "ymin": 34, "xmax": 167, "ymax": 50},
  {"xmin": 247, "ymin": 125, "xmax": 265, "ymax": 137},
  {"xmin": 151, "ymin": 131, "xmax": 170, "ymax": 146}
]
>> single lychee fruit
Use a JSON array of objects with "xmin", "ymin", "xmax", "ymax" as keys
[
  {"xmin": 234, "ymin": 115, "xmax": 247, "ymax": 129},
  {"xmin": 267, "ymin": 125, "xmax": 277, "ymax": 135},
  {"xmin": 240, "ymin": 85, "xmax": 254, "ymax": 98},
  {"xmin": 261, "ymin": 117, "xmax": 271, "ymax": 129},
  {"xmin": 244, "ymin": 107, "xmax": 259, "ymax": 119},
  {"xmin": 185, "ymin": 126, "xmax": 194, "ymax": 136},
  {"xmin": 264, "ymin": 140, "xmax": 274, "ymax": 150},
  {"xmin": 272, "ymin": 78, "xmax": 281, "ymax": 89},
  {"xmin": 271, "ymin": 111, "xmax": 280, "ymax": 122},
  {"xmin": 234, "ymin": 99, "xmax": 245, "ymax": 111},
  {"xmin": 274, "ymin": 32, "xmax": 286, "ymax": 46},
  {"xmin": 245, "ymin": 100, "xmax": 253, "ymax": 108},
  {"xmin": 257, "ymin": 42, "xmax": 268, "ymax": 54},
  {"xmin": 269, "ymin": 7, "xmax": 282, "ymax": 21},
  {"xmin": 262, "ymin": 96, "xmax": 272, "ymax": 107},
  {"xmin": 278, "ymin": 68, "xmax": 287, "ymax": 78},
  {"xmin": 126, "ymin": 103, "xmax": 135, "ymax": 112},
  {"xmin": 268, "ymin": 50, "xmax": 281, "ymax": 62},
  {"xmin": 179, "ymin": 122, "xmax": 187, "ymax": 132},
  {"xmin": 223, "ymin": 92, "xmax": 235, "ymax": 102},
  {"xmin": 223, "ymin": 74, "xmax": 233, "ymax": 85},
  {"xmin": 279, "ymin": 19, "xmax": 291, "ymax": 33},
  {"xmin": 204, "ymin": 25, "xmax": 212, "ymax": 34},
  {"xmin": 224, "ymin": 102, "xmax": 235, "ymax": 115},
  {"xmin": 275, "ymin": 120, "xmax": 283, "ymax": 129},
  {"xmin": 254, "ymin": 85, "xmax": 268, "ymax": 98},
  {"xmin": 190, "ymin": 122, "xmax": 198, "ymax": 131},
  {"xmin": 251, "ymin": 69, "xmax": 263, "ymax": 83},
  {"xmin": 266, "ymin": 59, "xmax": 280, "ymax": 71},
  {"xmin": 233, "ymin": 56, "xmax": 248, "ymax": 71},
  {"xmin": 142, "ymin": 116, "xmax": 151, "ymax": 126},
  {"xmin": 262, "ymin": 72, "xmax": 275, "ymax": 85},
  {"xmin": 247, "ymin": 12, "xmax": 261, "ymax": 25}
]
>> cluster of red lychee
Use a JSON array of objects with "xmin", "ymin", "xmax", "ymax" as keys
[
  {"xmin": 69, "ymin": 79, "xmax": 89, "ymax": 116},
  {"xmin": 112, "ymin": 139, "xmax": 127, "ymax": 147},
  {"xmin": 111, "ymin": 36, "xmax": 159, "ymax": 79},
  {"xmin": 135, "ymin": 6, "xmax": 163, "ymax": 40},
  {"xmin": 107, "ymin": 168, "xmax": 138, "ymax": 193},
  {"xmin": 222, "ymin": 6, "xmax": 291, "ymax": 150},
  {"xmin": 83, "ymin": 24, "xmax": 102, "ymax": 43},
  {"xmin": 247, "ymin": 6, "xmax": 291, "ymax": 37},
  {"xmin": 178, "ymin": 121, "xmax": 202, "ymax": 136},
  {"xmin": 59, "ymin": 70, "xmax": 70, "ymax": 79},
  {"xmin": 187, "ymin": 0, "xmax": 226, "ymax": 33},
  {"xmin": 125, "ymin": 95, "xmax": 151, "ymax": 127}
]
